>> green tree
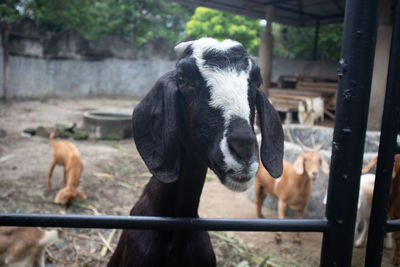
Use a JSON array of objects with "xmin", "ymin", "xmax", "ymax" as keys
[
  {"xmin": 0, "ymin": 0, "xmax": 23, "ymax": 22},
  {"xmin": 24, "ymin": 0, "xmax": 93, "ymax": 34},
  {"xmin": 273, "ymin": 23, "xmax": 342, "ymax": 61},
  {"xmin": 185, "ymin": 7, "xmax": 262, "ymax": 55},
  {"xmin": 18, "ymin": 0, "xmax": 193, "ymax": 46}
]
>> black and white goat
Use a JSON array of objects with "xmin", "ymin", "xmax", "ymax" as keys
[{"xmin": 108, "ymin": 38, "xmax": 284, "ymax": 267}]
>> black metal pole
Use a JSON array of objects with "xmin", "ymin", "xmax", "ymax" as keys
[
  {"xmin": 365, "ymin": 1, "xmax": 400, "ymax": 265},
  {"xmin": 0, "ymin": 213, "xmax": 329, "ymax": 232},
  {"xmin": 386, "ymin": 220, "xmax": 400, "ymax": 232},
  {"xmin": 313, "ymin": 19, "xmax": 320, "ymax": 60},
  {"xmin": 320, "ymin": 0, "xmax": 380, "ymax": 266}
]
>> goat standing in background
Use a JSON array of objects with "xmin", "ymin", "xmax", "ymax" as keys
[
  {"xmin": 359, "ymin": 154, "xmax": 400, "ymax": 263},
  {"xmin": 47, "ymin": 131, "xmax": 86, "ymax": 205},
  {"xmin": 0, "ymin": 227, "xmax": 58, "ymax": 267},
  {"xmin": 108, "ymin": 38, "xmax": 284, "ymax": 267},
  {"xmin": 298, "ymin": 97, "xmax": 324, "ymax": 126},
  {"xmin": 354, "ymin": 173, "xmax": 393, "ymax": 248},
  {"xmin": 389, "ymin": 155, "xmax": 400, "ymax": 264},
  {"xmin": 255, "ymin": 139, "xmax": 329, "ymax": 244}
]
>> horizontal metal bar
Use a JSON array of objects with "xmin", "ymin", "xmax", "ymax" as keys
[
  {"xmin": 0, "ymin": 213, "xmax": 329, "ymax": 232},
  {"xmin": 385, "ymin": 220, "xmax": 400, "ymax": 233}
]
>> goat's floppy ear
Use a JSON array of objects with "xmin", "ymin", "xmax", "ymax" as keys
[
  {"xmin": 255, "ymin": 89, "xmax": 284, "ymax": 178},
  {"xmin": 293, "ymin": 155, "xmax": 305, "ymax": 175},
  {"xmin": 321, "ymin": 157, "xmax": 330, "ymax": 174},
  {"xmin": 133, "ymin": 72, "xmax": 181, "ymax": 183}
]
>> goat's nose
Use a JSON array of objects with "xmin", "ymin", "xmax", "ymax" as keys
[
  {"xmin": 226, "ymin": 119, "xmax": 257, "ymax": 163},
  {"xmin": 227, "ymin": 134, "xmax": 256, "ymax": 162},
  {"xmin": 312, "ymin": 171, "xmax": 318, "ymax": 178}
]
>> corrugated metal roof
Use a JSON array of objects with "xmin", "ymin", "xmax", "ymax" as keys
[{"xmin": 172, "ymin": 0, "xmax": 345, "ymax": 26}]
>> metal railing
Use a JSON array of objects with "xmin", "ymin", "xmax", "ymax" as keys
[{"xmin": 0, "ymin": 0, "xmax": 399, "ymax": 266}]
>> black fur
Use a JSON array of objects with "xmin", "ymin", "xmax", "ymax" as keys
[
  {"xmin": 203, "ymin": 46, "xmax": 249, "ymax": 72},
  {"xmin": 108, "ymin": 40, "xmax": 283, "ymax": 267}
]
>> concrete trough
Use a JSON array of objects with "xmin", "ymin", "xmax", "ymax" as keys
[{"xmin": 83, "ymin": 112, "xmax": 132, "ymax": 140}]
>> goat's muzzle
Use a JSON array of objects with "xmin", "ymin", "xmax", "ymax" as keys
[{"xmin": 226, "ymin": 118, "xmax": 258, "ymax": 164}]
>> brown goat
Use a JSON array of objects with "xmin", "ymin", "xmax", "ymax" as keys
[
  {"xmin": 0, "ymin": 227, "xmax": 58, "ymax": 267},
  {"xmin": 47, "ymin": 131, "xmax": 86, "ymax": 205},
  {"xmin": 390, "ymin": 155, "xmax": 400, "ymax": 264},
  {"xmin": 255, "ymin": 140, "xmax": 329, "ymax": 244}
]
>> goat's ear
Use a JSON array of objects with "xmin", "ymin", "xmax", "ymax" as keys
[
  {"xmin": 174, "ymin": 41, "xmax": 193, "ymax": 59},
  {"xmin": 133, "ymin": 73, "xmax": 181, "ymax": 183},
  {"xmin": 321, "ymin": 157, "xmax": 330, "ymax": 174},
  {"xmin": 293, "ymin": 155, "xmax": 304, "ymax": 175},
  {"xmin": 255, "ymin": 89, "xmax": 284, "ymax": 178}
]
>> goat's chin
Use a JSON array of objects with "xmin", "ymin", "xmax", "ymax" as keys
[{"xmin": 222, "ymin": 175, "xmax": 255, "ymax": 192}]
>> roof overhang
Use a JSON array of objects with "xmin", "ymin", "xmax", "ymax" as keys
[{"xmin": 172, "ymin": 0, "xmax": 345, "ymax": 26}]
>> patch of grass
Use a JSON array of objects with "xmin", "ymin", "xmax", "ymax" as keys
[
  {"xmin": 116, "ymin": 181, "xmax": 132, "ymax": 189},
  {"xmin": 206, "ymin": 174, "xmax": 217, "ymax": 181},
  {"xmin": 73, "ymin": 128, "xmax": 89, "ymax": 140},
  {"xmin": 72, "ymin": 201, "xmax": 92, "ymax": 210},
  {"xmin": 211, "ymin": 232, "xmax": 270, "ymax": 267},
  {"xmin": 105, "ymin": 133, "xmax": 119, "ymax": 140},
  {"xmin": 111, "ymin": 144, "xmax": 121, "ymax": 149},
  {"xmin": 211, "ymin": 232, "xmax": 306, "ymax": 267}
]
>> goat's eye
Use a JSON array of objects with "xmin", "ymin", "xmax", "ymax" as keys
[
  {"xmin": 256, "ymin": 81, "xmax": 262, "ymax": 88},
  {"xmin": 178, "ymin": 77, "xmax": 188, "ymax": 88}
]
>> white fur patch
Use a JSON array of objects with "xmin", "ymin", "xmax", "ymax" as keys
[
  {"xmin": 220, "ymin": 132, "xmax": 242, "ymax": 172},
  {"xmin": 224, "ymin": 160, "xmax": 258, "ymax": 192},
  {"xmin": 191, "ymin": 38, "xmax": 254, "ymax": 181},
  {"xmin": 191, "ymin": 38, "xmax": 251, "ymax": 125}
]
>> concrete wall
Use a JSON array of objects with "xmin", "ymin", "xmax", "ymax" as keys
[
  {"xmin": 5, "ymin": 56, "xmax": 175, "ymax": 98},
  {"xmin": 270, "ymin": 58, "xmax": 337, "ymax": 83},
  {"xmin": 0, "ymin": 34, "xmax": 3, "ymax": 99},
  {"xmin": 0, "ymin": 18, "xmax": 338, "ymax": 99},
  {"xmin": 0, "ymin": 52, "xmax": 337, "ymax": 99}
]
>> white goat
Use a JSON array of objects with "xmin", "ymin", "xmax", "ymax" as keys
[
  {"xmin": 298, "ymin": 97, "xmax": 324, "ymax": 126},
  {"xmin": 354, "ymin": 174, "xmax": 393, "ymax": 248}
]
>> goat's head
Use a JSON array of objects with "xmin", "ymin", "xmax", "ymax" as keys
[
  {"xmin": 54, "ymin": 187, "xmax": 77, "ymax": 205},
  {"xmin": 294, "ymin": 138, "xmax": 329, "ymax": 181},
  {"xmin": 133, "ymin": 38, "xmax": 284, "ymax": 192}
]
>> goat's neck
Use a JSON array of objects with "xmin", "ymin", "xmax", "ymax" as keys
[
  {"xmin": 293, "ymin": 172, "xmax": 312, "ymax": 191},
  {"xmin": 136, "ymin": 151, "xmax": 208, "ymax": 218}
]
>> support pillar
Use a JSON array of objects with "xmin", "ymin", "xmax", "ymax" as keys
[
  {"xmin": 258, "ymin": 5, "xmax": 275, "ymax": 97},
  {"xmin": 1, "ymin": 22, "xmax": 9, "ymax": 102},
  {"xmin": 367, "ymin": 0, "xmax": 393, "ymax": 130},
  {"xmin": 313, "ymin": 19, "xmax": 320, "ymax": 60}
]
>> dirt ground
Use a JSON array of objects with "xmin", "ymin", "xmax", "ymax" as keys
[{"xmin": 0, "ymin": 98, "xmax": 395, "ymax": 266}]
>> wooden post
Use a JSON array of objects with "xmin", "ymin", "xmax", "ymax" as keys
[
  {"xmin": 258, "ymin": 5, "xmax": 275, "ymax": 97},
  {"xmin": 1, "ymin": 22, "xmax": 9, "ymax": 102},
  {"xmin": 312, "ymin": 19, "xmax": 320, "ymax": 60}
]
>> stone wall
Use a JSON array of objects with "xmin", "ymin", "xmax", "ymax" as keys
[
  {"xmin": 0, "ymin": 18, "xmax": 338, "ymax": 99},
  {"xmin": 0, "ymin": 52, "xmax": 338, "ymax": 99}
]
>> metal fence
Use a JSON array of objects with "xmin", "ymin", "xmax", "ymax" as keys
[{"xmin": 1, "ymin": 0, "xmax": 400, "ymax": 266}]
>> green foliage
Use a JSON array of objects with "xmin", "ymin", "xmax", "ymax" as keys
[
  {"xmin": 185, "ymin": 7, "xmax": 262, "ymax": 55},
  {"xmin": 186, "ymin": 7, "xmax": 342, "ymax": 60},
  {"xmin": 23, "ymin": 0, "xmax": 93, "ymax": 33},
  {"xmin": 0, "ymin": 0, "xmax": 23, "ymax": 21},
  {"xmin": 273, "ymin": 23, "xmax": 343, "ymax": 61},
  {"xmin": 105, "ymin": 133, "xmax": 118, "ymax": 140},
  {"xmin": 14, "ymin": 0, "xmax": 193, "ymax": 46}
]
